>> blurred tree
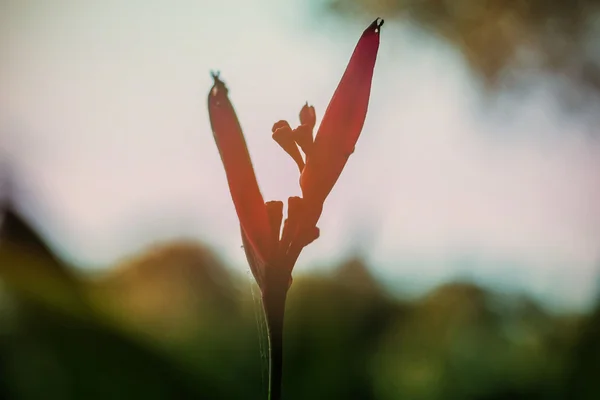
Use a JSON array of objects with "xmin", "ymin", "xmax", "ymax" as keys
[
  {"xmin": 371, "ymin": 282, "xmax": 572, "ymax": 400},
  {"xmin": 0, "ymin": 210, "xmax": 219, "ymax": 398},
  {"xmin": 89, "ymin": 241, "xmax": 267, "ymax": 399},
  {"xmin": 283, "ymin": 258, "xmax": 403, "ymax": 399},
  {"xmin": 0, "ymin": 155, "xmax": 74, "ymax": 286},
  {"xmin": 91, "ymin": 242, "xmax": 239, "ymax": 341},
  {"xmin": 322, "ymin": 0, "xmax": 600, "ymax": 104},
  {"xmin": 0, "ymin": 206, "xmax": 58, "ymax": 264},
  {"xmin": 0, "ymin": 226, "xmax": 595, "ymax": 399},
  {"xmin": 0, "ymin": 198, "xmax": 92, "ymax": 319},
  {"xmin": 563, "ymin": 281, "xmax": 600, "ymax": 399},
  {"xmin": 0, "ymin": 297, "xmax": 208, "ymax": 400}
]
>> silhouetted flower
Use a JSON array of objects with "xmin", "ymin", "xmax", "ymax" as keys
[
  {"xmin": 207, "ymin": 19, "xmax": 383, "ymax": 399},
  {"xmin": 272, "ymin": 18, "xmax": 384, "ymax": 265},
  {"xmin": 208, "ymin": 18, "xmax": 383, "ymax": 292}
]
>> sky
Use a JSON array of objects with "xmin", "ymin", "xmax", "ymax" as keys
[{"xmin": 1, "ymin": 0, "xmax": 600, "ymax": 311}]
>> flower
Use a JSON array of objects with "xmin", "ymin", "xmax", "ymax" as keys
[
  {"xmin": 272, "ymin": 17, "xmax": 384, "ymax": 257},
  {"xmin": 207, "ymin": 18, "xmax": 383, "ymax": 291},
  {"xmin": 301, "ymin": 18, "xmax": 384, "ymax": 212},
  {"xmin": 207, "ymin": 19, "xmax": 383, "ymax": 400}
]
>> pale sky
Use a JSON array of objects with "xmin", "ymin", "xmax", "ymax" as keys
[{"xmin": 1, "ymin": 0, "xmax": 599, "ymax": 311}]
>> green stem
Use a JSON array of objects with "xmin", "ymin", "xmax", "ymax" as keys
[{"xmin": 262, "ymin": 285, "xmax": 287, "ymax": 400}]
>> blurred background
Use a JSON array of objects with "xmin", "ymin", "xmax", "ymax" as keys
[{"xmin": 1, "ymin": 0, "xmax": 599, "ymax": 398}]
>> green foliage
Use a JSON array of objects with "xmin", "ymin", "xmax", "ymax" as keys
[{"xmin": 0, "ymin": 242, "xmax": 598, "ymax": 399}]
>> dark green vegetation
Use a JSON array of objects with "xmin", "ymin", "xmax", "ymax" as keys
[{"xmin": 0, "ymin": 210, "xmax": 598, "ymax": 399}]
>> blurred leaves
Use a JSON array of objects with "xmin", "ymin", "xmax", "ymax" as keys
[
  {"xmin": 0, "ymin": 210, "xmax": 598, "ymax": 399},
  {"xmin": 323, "ymin": 0, "xmax": 600, "ymax": 102},
  {"xmin": 0, "ymin": 207, "xmax": 91, "ymax": 319},
  {"xmin": 563, "ymin": 288, "xmax": 600, "ymax": 400},
  {"xmin": 372, "ymin": 283, "xmax": 574, "ymax": 399}
]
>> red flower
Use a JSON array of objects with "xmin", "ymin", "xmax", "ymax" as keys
[
  {"xmin": 273, "ymin": 18, "xmax": 384, "ymax": 244},
  {"xmin": 208, "ymin": 18, "xmax": 383, "ymax": 289},
  {"xmin": 301, "ymin": 18, "xmax": 383, "ymax": 212},
  {"xmin": 207, "ymin": 19, "xmax": 383, "ymax": 400}
]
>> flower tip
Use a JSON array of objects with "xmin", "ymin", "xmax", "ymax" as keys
[
  {"xmin": 368, "ymin": 17, "xmax": 384, "ymax": 33},
  {"xmin": 210, "ymin": 70, "xmax": 222, "ymax": 83},
  {"xmin": 209, "ymin": 70, "xmax": 228, "ymax": 98},
  {"xmin": 299, "ymin": 103, "xmax": 316, "ymax": 129},
  {"xmin": 210, "ymin": 69, "xmax": 221, "ymax": 82}
]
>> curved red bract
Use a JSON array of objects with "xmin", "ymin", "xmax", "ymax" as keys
[
  {"xmin": 300, "ymin": 19, "xmax": 383, "ymax": 209},
  {"xmin": 207, "ymin": 74, "xmax": 273, "ymax": 269}
]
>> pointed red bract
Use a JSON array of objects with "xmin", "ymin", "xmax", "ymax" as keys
[
  {"xmin": 300, "ymin": 19, "xmax": 383, "ymax": 209},
  {"xmin": 208, "ymin": 73, "xmax": 273, "ymax": 266}
]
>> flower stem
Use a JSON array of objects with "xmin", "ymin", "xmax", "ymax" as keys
[{"xmin": 262, "ymin": 285, "xmax": 287, "ymax": 400}]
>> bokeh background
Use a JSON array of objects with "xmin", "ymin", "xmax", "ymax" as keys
[{"xmin": 1, "ymin": 0, "xmax": 599, "ymax": 399}]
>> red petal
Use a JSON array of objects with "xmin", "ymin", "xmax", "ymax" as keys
[
  {"xmin": 208, "ymin": 73, "xmax": 273, "ymax": 265},
  {"xmin": 300, "ymin": 18, "xmax": 383, "ymax": 207}
]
